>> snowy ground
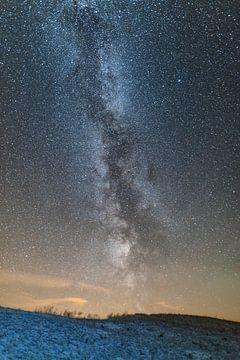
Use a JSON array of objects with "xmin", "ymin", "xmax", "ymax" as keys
[{"xmin": 0, "ymin": 307, "xmax": 239, "ymax": 359}]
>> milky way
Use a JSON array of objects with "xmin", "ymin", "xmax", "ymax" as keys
[
  {"xmin": 59, "ymin": 1, "xmax": 170, "ymax": 297},
  {"xmin": 1, "ymin": 0, "xmax": 240, "ymax": 319}
]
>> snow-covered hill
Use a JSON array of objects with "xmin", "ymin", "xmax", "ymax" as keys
[{"xmin": 0, "ymin": 307, "xmax": 239, "ymax": 359}]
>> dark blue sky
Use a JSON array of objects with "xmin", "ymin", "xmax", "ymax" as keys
[{"xmin": 1, "ymin": 0, "xmax": 240, "ymax": 319}]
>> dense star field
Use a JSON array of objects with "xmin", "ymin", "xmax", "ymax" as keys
[{"xmin": 1, "ymin": 1, "xmax": 240, "ymax": 320}]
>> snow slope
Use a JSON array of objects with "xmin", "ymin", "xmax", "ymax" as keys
[{"xmin": 0, "ymin": 307, "xmax": 239, "ymax": 359}]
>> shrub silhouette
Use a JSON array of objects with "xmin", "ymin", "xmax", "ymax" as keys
[
  {"xmin": 35, "ymin": 305, "xmax": 58, "ymax": 315},
  {"xmin": 35, "ymin": 307, "xmax": 130, "ymax": 320}
]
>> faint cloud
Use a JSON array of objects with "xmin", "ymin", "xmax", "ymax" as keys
[
  {"xmin": 76, "ymin": 281, "xmax": 111, "ymax": 294},
  {"xmin": 29, "ymin": 296, "xmax": 87, "ymax": 307},
  {"xmin": 0, "ymin": 269, "xmax": 110, "ymax": 294},
  {"xmin": 0, "ymin": 270, "xmax": 72, "ymax": 289},
  {"xmin": 156, "ymin": 299, "xmax": 180, "ymax": 311},
  {"xmin": 0, "ymin": 269, "xmax": 112, "ymax": 311}
]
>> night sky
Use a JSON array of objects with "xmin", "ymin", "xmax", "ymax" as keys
[{"xmin": 1, "ymin": 0, "xmax": 240, "ymax": 321}]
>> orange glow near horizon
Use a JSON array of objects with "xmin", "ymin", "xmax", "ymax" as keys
[{"xmin": 0, "ymin": 269, "xmax": 239, "ymax": 322}]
